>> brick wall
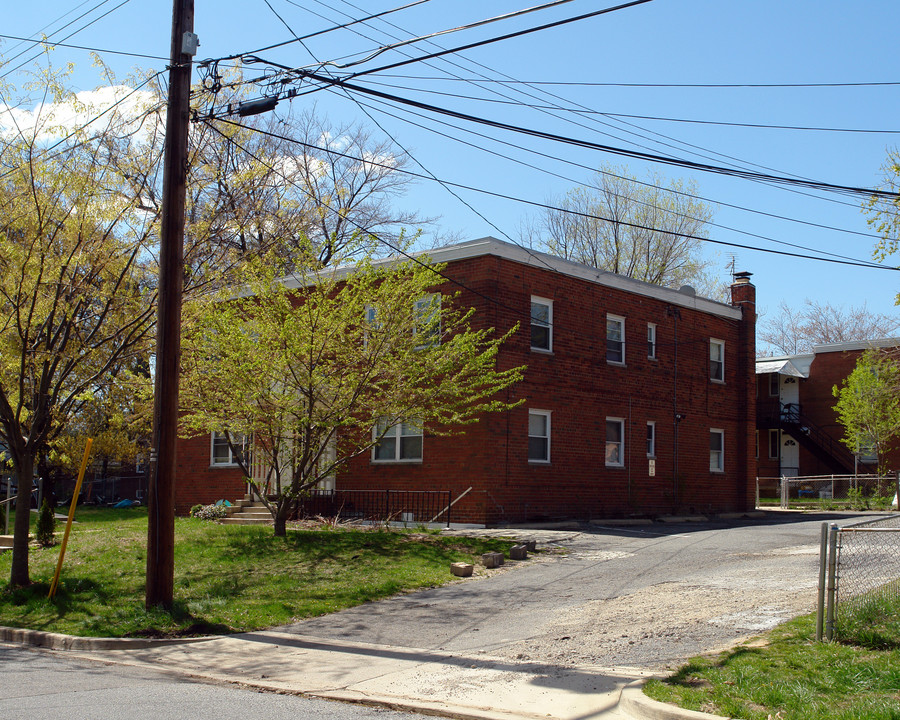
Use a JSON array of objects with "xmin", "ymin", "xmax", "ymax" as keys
[
  {"xmin": 173, "ymin": 245, "xmax": 757, "ymax": 524},
  {"xmin": 174, "ymin": 432, "xmax": 246, "ymax": 514},
  {"xmin": 341, "ymin": 254, "xmax": 757, "ymax": 523}
]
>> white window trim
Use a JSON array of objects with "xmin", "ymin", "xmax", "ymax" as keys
[
  {"xmin": 710, "ymin": 428, "xmax": 725, "ymax": 473},
  {"xmin": 647, "ymin": 323, "xmax": 657, "ymax": 360},
  {"xmin": 710, "ymin": 339, "xmax": 725, "ymax": 383},
  {"xmin": 210, "ymin": 431, "xmax": 249, "ymax": 468},
  {"xmin": 606, "ymin": 417, "xmax": 625, "ymax": 467},
  {"xmin": 530, "ymin": 296, "xmax": 553, "ymax": 353},
  {"xmin": 528, "ymin": 409, "xmax": 551, "ymax": 464},
  {"xmin": 372, "ymin": 419, "xmax": 424, "ymax": 463},
  {"xmin": 646, "ymin": 421, "xmax": 656, "ymax": 458},
  {"xmin": 607, "ymin": 314, "xmax": 626, "ymax": 366}
]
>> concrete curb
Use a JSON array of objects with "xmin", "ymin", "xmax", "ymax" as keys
[
  {"xmin": 619, "ymin": 680, "xmax": 731, "ymax": 720},
  {"xmin": 0, "ymin": 625, "xmax": 217, "ymax": 651}
]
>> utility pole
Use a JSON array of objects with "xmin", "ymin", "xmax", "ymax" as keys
[{"xmin": 146, "ymin": 0, "xmax": 197, "ymax": 609}]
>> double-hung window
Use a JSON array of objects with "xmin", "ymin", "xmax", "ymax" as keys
[
  {"xmin": 531, "ymin": 297, "xmax": 552, "ymax": 352},
  {"xmin": 528, "ymin": 410, "xmax": 551, "ymax": 463},
  {"xmin": 647, "ymin": 323, "xmax": 657, "ymax": 359},
  {"xmin": 373, "ymin": 419, "xmax": 423, "ymax": 462},
  {"xmin": 211, "ymin": 431, "xmax": 250, "ymax": 467},
  {"xmin": 710, "ymin": 429, "xmax": 725, "ymax": 472},
  {"xmin": 710, "ymin": 339, "xmax": 725, "ymax": 382},
  {"xmin": 607, "ymin": 315, "xmax": 625, "ymax": 364},
  {"xmin": 606, "ymin": 418, "xmax": 625, "ymax": 467}
]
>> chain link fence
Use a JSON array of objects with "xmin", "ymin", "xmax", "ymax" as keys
[
  {"xmin": 817, "ymin": 514, "xmax": 900, "ymax": 641},
  {"xmin": 756, "ymin": 474, "xmax": 899, "ymax": 510}
]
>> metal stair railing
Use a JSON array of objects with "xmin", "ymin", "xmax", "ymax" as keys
[{"xmin": 780, "ymin": 404, "xmax": 857, "ymax": 472}]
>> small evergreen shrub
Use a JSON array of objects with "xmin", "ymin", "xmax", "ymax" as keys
[{"xmin": 35, "ymin": 499, "xmax": 56, "ymax": 547}]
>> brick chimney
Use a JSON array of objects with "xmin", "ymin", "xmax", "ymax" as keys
[{"xmin": 730, "ymin": 271, "xmax": 756, "ymax": 511}]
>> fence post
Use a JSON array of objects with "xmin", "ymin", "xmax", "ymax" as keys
[
  {"xmin": 825, "ymin": 523, "xmax": 839, "ymax": 641},
  {"xmin": 895, "ymin": 471, "xmax": 899, "ymax": 511},
  {"xmin": 780, "ymin": 476, "xmax": 787, "ymax": 509},
  {"xmin": 816, "ymin": 522, "xmax": 828, "ymax": 641}
]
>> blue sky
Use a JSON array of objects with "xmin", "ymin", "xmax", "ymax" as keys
[{"xmin": 4, "ymin": 0, "xmax": 900, "ymax": 335}]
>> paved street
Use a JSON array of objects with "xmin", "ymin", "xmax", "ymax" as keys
[
  {"xmin": 0, "ymin": 510, "xmax": 887, "ymax": 720},
  {"xmin": 0, "ymin": 644, "xmax": 430, "ymax": 720}
]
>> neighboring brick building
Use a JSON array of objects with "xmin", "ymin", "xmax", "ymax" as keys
[
  {"xmin": 756, "ymin": 338, "xmax": 900, "ymax": 483},
  {"xmin": 175, "ymin": 237, "xmax": 758, "ymax": 525}
]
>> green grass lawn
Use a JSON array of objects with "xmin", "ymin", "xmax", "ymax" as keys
[
  {"xmin": 645, "ymin": 607, "xmax": 900, "ymax": 720},
  {"xmin": 0, "ymin": 507, "xmax": 516, "ymax": 637}
]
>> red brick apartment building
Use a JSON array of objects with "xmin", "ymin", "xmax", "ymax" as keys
[
  {"xmin": 756, "ymin": 338, "xmax": 900, "ymax": 481},
  {"xmin": 175, "ymin": 237, "xmax": 758, "ymax": 525}
]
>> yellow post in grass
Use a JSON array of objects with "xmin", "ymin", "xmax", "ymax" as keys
[{"xmin": 49, "ymin": 438, "xmax": 93, "ymax": 599}]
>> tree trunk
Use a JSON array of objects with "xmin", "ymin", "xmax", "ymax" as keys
[
  {"xmin": 9, "ymin": 454, "xmax": 34, "ymax": 587},
  {"xmin": 273, "ymin": 509, "xmax": 286, "ymax": 537}
]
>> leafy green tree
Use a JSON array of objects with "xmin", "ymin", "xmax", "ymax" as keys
[
  {"xmin": 867, "ymin": 147, "xmax": 900, "ymax": 277},
  {"xmin": 833, "ymin": 350, "xmax": 900, "ymax": 476},
  {"xmin": 521, "ymin": 165, "xmax": 720, "ymax": 293},
  {"xmin": 0, "ymin": 66, "xmax": 157, "ymax": 586},
  {"xmin": 179, "ymin": 244, "xmax": 524, "ymax": 536}
]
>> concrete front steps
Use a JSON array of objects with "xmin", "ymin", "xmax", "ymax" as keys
[{"xmin": 221, "ymin": 499, "xmax": 273, "ymax": 526}]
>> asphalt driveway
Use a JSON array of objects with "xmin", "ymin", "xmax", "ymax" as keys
[{"xmin": 279, "ymin": 510, "xmax": 885, "ymax": 671}]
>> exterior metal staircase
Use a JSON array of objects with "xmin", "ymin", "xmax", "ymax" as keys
[{"xmin": 778, "ymin": 404, "xmax": 858, "ymax": 474}]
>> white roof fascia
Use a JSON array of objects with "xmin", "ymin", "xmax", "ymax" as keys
[
  {"xmin": 812, "ymin": 337, "xmax": 900, "ymax": 355},
  {"xmin": 307, "ymin": 236, "xmax": 744, "ymax": 321}
]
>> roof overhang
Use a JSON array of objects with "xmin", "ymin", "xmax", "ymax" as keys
[{"xmin": 755, "ymin": 358, "xmax": 809, "ymax": 378}]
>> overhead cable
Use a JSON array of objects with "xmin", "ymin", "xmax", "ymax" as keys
[{"xmin": 210, "ymin": 117, "xmax": 895, "ymax": 272}]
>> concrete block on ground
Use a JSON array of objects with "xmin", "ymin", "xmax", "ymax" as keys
[
  {"xmin": 509, "ymin": 544, "xmax": 528, "ymax": 560},
  {"xmin": 481, "ymin": 551, "xmax": 504, "ymax": 568},
  {"xmin": 523, "ymin": 540, "xmax": 537, "ymax": 552},
  {"xmin": 450, "ymin": 562, "xmax": 474, "ymax": 577}
]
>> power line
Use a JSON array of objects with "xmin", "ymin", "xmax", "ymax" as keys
[
  {"xmin": 319, "ymin": 0, "xmax": 585, "ymax": 70},
  {"xmin": 199, "ymin": 0, "xmax": 436, "ymax": 65},
  {"xmin": 1, "ymin": 0, "xmax": 135, "ymax": 81},
  {"xmin": 252, "ymin": 4, "xmax": 564, "ymax": 278},
  {"xmin": 254, "ymin": 72, "xmax": 900, "ymax": 201},
  {"xmin": 0, "ymin": 72, "xmax": 165, "ymax": 183},
  {"xmin": 287, "ymin": 0, "xmax": 871, "ymax": 218},
  {"xmin": 356, "ymin": 79, "xmax": 900, "ymax": 134},
  {"xmin": 210, "ymin": 116, "xmax": 895, "ymax": 272},
  {"xmin": 303, "ymin": 0, "xmax": 656, "ymax": 80},
  {"xmin": 373, "ymin": 75, "xmax": 900, "ymax": 89},
  {"xmin": 340, "ymin": 90, "xmax": 886, "ymax": 249},
  {"xmin": 0, "ymin": 33, "xmax": 168, "ymax": 62}
]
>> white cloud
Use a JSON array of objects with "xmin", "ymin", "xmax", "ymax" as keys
[{"xmin": 0, "ymin": 85, "xmax": 161, "ymax": 144}]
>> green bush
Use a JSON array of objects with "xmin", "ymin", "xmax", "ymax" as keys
[
  {"xmin": 192, "ymin": 503, "xmax": 227, "ymax": 521},
  {"xmin": 35, "ymin": 499, "xmax": 56, "ymax": 547}
]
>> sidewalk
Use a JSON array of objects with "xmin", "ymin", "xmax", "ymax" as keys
[{"xmin": 1, "ymin": 626, "xmax": 724, "ymax": 720}]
